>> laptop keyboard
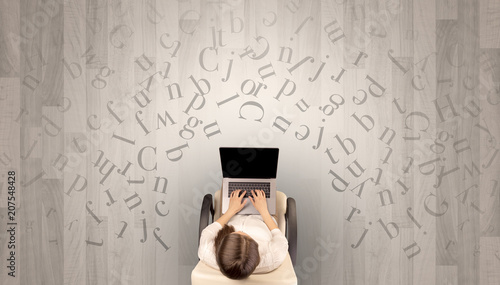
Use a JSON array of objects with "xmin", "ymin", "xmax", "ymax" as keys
[{"xmin": 228, "ymin": 182, "xmax": 271, "ymax": 198}]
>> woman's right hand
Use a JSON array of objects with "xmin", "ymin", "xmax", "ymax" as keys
[
  {"xmin": 249, "ymin": 189, "xmax": 269, "ymax": 215},
  {"xmin": 227, "ymin": 189, "xmax": 247, "ymax": 215},
  {"xmin": 216, "ymin": 190, "xmax": 246, "ymax": 226}
]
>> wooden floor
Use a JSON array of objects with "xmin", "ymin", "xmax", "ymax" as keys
[{"xmin": 0, "ymin": 0, "xmax": 499, "ymax": 284}]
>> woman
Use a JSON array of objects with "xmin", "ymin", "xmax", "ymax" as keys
[{"xmin": 198, "ymin": 189, "xmax": 289, "ymax": 279}]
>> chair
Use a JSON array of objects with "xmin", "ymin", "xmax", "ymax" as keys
[{"xmin": 191, "ymin": 190, "xmax": 297, "ymax": 284}]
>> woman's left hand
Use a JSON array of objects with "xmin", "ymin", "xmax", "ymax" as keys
[{"xmin": 227, "ymin": 190, "xmax": 247, "ymax": 215}]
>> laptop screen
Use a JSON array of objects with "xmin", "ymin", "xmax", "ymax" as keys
[{"xmin": 219, "ymin": 147, "xmax": 279, "ymax": 179}]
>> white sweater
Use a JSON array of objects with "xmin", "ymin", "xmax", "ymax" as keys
[{"xmin": 198, "ymin": 214, "xmax": 289, "ymax": 273}]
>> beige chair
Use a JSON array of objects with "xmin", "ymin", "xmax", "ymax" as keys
[{"xmin": 191, "ymin": 190, "xmax": 297, "ymax": 284}]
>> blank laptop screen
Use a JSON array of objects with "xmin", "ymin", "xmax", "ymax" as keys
[{"xmin": 219, "ymin": 147, "xmax": 279, "ymax": 179}]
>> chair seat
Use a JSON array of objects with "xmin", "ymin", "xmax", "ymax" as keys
[{"xmin": 191, "ymin": 254, "xmax": 297, "ymax": 285}]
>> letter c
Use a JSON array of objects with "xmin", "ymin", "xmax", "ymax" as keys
[
  {"xmin": 239, "ymin": 101, "xmax": 265, "ymax": 122},
  {"xmin": 138, "ymin": 146, "xmax": 157, "ymax": 171},
  {"xmin": 87, "ymin": 115, "xmax": 101, "ymax": 130},
  {"xmin": 424, "ymin": 192, "xmax": 448, "ymax": 217},
  {"xmin": 179, "ymin": 10, "xmax": 201, "ymax": 35},
  {"xmin": 411, "ymin": 75, "xmax": 425, "ymax": 91},
  {"xmin": 199, "ymin": 47, "xmax": 218, "ymax": 72},
  {"xmin": 487, "ymin": 88, "xmax": 500, "ymax": 105},
  {"xmin": 109, "ymin": 24, "xmax": 133, "ymax": 49},
  {"xmin": 155, "ymin": 201, "xmax": 170, "ymax": 217},
  {"xmin": 405, "ymin": 111, "xmax": 430, "ymax": 132}
]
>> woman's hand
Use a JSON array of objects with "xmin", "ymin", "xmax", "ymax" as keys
[
  {"xmin": 227, "ymin": 189, "xmax": 247, "ymax": 215},
  {"xmin": 250, "ymin": 189, "xmax": 278, "ymax": 231},
  {"xmin": 249, "ymin": 189, "xmax": 269, "ymax": 215},
  {"xmin": 216, "ymin": 190, "xmax": 247, "ymax": 226}
]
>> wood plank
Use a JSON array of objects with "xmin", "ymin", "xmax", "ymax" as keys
[
  {"xmin": 480, "ymin": 0, "xmax": 500, "ymax": 48},
  {"xmin": 0, "ymin": 0, "xmax": 498, "ymax": 284}
]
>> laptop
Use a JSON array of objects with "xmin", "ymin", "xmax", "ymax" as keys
[{"xmin": 220, "ymin": 147, "xmax": 279, "ymax": 215}]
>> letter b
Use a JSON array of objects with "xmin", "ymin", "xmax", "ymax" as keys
[
  {"xmin": 334, "ymin": 134, "xmax": 356, "ymax": 155},
  {"xmin": 230, "ymin": 10, "xmax": 244, "ymax": 33},
  {"xmin": 351, "ymin": 112, "xmax": 374, "ymax": 132},
  {"xmin": 189, "ymin": 75, "xmax": 210, "ymax": 96},
  {"xmin": 62, "ymin": 59, "xmax": 82, "ymax": 79},
  {"xmin": 378, "ymin": 218, "xmax": 399, "ymax": 239}
]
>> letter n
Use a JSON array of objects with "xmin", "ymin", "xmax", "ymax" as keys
[
  {"xmin": 124, "ymin": 192, "xmax": 142, "ymax": 211},
  {"xmin": 152, "ymin": 177, "xmax": 168, "ymax": 194},
  {"xmin": 378, "ymin": 189, "xmax": 394, "ymax": 206}
]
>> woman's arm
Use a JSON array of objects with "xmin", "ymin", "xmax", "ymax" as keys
[
  {"xmin": 249, "ymin": 189, "xmax": 278, "ymax": 231},
  {"xmin": 253, "ymin": 229, "xmax": 288, "ymax": 273},
  {"xmin": 199, "ymin": 190, "xmax": 246, "ymax": 268},
  {"xmin": 215, "ymin": 189, "xmax": 247, "ymax": 226},
  {"xmin": 250, "ymin": 190, "xmax": 288, "ymax": 273},
  {"xmin": 198, "ymin": 221, "xmax": 222, "ymax": 269}
]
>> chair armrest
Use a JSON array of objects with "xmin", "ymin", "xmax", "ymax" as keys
[
  {"xmin": 198, "ymin": 194, "xmax": 214, "ymax": 246},
  {"xmin": 285, "ymin": 197, "xmax": 297, "ymax": 266}
]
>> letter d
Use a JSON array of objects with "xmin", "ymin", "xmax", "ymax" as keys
[{"xmin": 328, "ymin": 169, "xmax": 349, "ymax": 192}]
